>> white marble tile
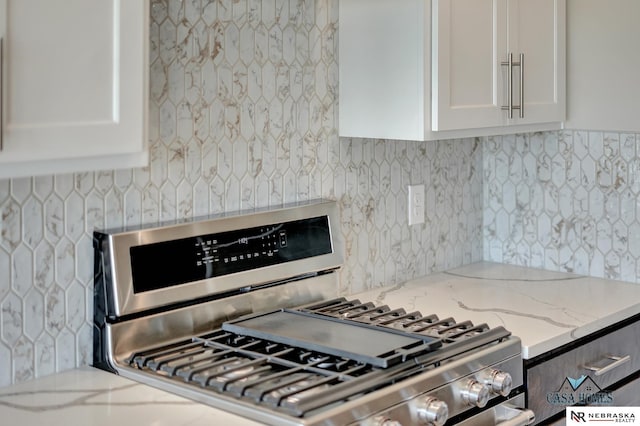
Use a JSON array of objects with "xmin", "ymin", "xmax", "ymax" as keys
[
  {"xmin": 0, "ymin": 249, "xmax": 9, "ymax": 302},
  {"xmin": 75, "ymin": 237, "xmax": 93, "ymax": 287},
  {"xmin": 0, "ymin": 343, "xmax": 11, "ymax": 388},
  {"xmin": 33, "ymin": 242, "xmax": 54, "ymax": 292},
  {"xmin": 1, "ymin": 293, "xmax": 23, "ymax": 347},
  {"xmin": 23, "ymin": 289, "xmax": 44, "ymax": 342},
  {"xmin": 32, "ymin": 176, "xmax": 53, "ymax": 202},
  {"xmin": 65, "ymin": 283, "xmax": 85, "ymax": 333},
  {"xmin": 20, "ymin": 199, "xmax": 42, "ymax": 251},
  {"xmin": 13, "ymin": 337, "xmax": 34, "ymax": 383},
  {"xmin": 54, "ymin": 329, "xmax": 75, "ymax": 372},
  {"xmin": 54, "ymin": 239, "xmax": 75, "ymax": 289},
  {"xmin": 123, "ymin": 187, "xmax": 143, "ymax": 227},
  {"xmin": 10, "ymin": 178, "xmax": 32, "ymax": 204},
  {"xmin": 105, "ymin": 190, "xmax": 124, "ymax": 229},
  {"xmin": 64, "ymin": 192, "xmax": 85, "ymax": 242},
  {"xmin": 34, "ymin": 334, "xmax": 55, "ymax": 379},
  {"xmin": 11, "ymin": 244, "xmax": 32, "ymax": 298},
  {"xmin": 45, "ymin": 286, "xmax": 65, "ymax": 333},
  {"xmin": 1, "ymin": 200, "xmax": 21, "ymax": 251}
]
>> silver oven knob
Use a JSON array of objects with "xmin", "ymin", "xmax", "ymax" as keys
[
  {"xmin": 460, "ymin": 379, "xmax": 490, "ymax": 408},
  {"xmin": 485, "ymin": 369, "xmax": 513, "ymax": 396},
  {"xmin": 371, "ymin": 418, "xmax": 402, "ymax": 426},
  {"xmin": 415, "ymin": 396, "xmax": 449, "ymax": 426}
]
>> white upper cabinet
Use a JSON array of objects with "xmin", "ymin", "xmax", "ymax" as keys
[
  {"xmin": 339, "ymin": 0, "xmax": 566, "ymax": 141},
  {"xmin": 0, "ymin": 0, "xmax": 149, "ymax": 179},
  {"xmin": 433, "ymin": 0, "xmax": 565, "ymax": 131}
]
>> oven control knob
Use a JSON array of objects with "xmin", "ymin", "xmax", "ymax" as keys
[
  {"xmin": 460, "ymin": 380, "xmax": 490, "ymax": 408},
  {"xmin": 371, "ymin": 418, "xmax": 402, "ymax": 426},
  {"xmin": 415, "ymin": 396, "xmax": 449, "ymax": 426},
  {"xmin": 485, "ymin": 369, "xmax": 513, "ymax": 396}
]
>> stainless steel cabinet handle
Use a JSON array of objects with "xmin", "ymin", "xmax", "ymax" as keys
[
  {"xmin": 501, "ymin": 53, "xmax": 524, "ymax": 119},
  {"xmin": 495, "ymin": 404, "xmax": 535, "ymax": 426},
  {"xmin": 501, "ymin": 53, "xmax": 514, "ymax": 119},
  {"xmin": 584, "ymin": 355, "xmax": 631, "ymax": 376},
  {"xmin": 518, "ymin": 53, "xmax": 524, "ymax": 118}
]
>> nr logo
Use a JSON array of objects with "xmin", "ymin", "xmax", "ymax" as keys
[{"xmin": 571, "ymin": 410, "xmax": 586, "ymax": 422}]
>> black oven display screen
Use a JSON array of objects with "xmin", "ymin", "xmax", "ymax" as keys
[{"xmin": 129, "ymin": 216, "xmax": 332, "ymax": 294}]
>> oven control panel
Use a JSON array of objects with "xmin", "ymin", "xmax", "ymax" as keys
[
  {"xmin": 194, "ymin": 224, "xmax": 287, "ymax": 267},
  {"xmin": 129, "ymin": 216, "xmax": 332, "ymax": 293}
]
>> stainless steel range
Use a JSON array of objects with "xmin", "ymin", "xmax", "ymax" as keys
[{"xmin": 93, "ymin": 199, "xmax": 534, "ymax": 426}]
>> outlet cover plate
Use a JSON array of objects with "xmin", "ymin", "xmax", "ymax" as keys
[{"xmin": 408, "ymin": 184, "xmax": 425, "ymax": 225}]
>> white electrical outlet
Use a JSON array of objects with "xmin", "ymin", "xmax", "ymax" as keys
[{"xmin": 407, "ymin": 184, "xmax": 425, "ymax": 225}]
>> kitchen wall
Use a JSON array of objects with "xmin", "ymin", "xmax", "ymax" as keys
[
  {"xmin": 0, "ymin": 0, "xmax": 483, "ymax": 387},
  {"xmin": 484, "ymin": 130, "xmax": 640, "ymax": 282},
  {"xmin": 3, "ymin": 0, "xmax": 638, "ymax": 391}
]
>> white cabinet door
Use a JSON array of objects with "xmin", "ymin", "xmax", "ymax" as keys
[
  {"xmin": 432, "ymin": 0, "xmax": 506, "ymax": 131},
  {"xmin": 0, "ymin": 0, "xmax": 148, "ymax": 179},
  {"xmin": 339, "ymin": 0, "xmax": 430, "ymax": 141},
  {"xmin": 433, "ymin": 0, "xmax": 564, "ymax": 131},
  {"xmin": 507, "ymin": 0, "xmax": 565, "ymax": 125}
]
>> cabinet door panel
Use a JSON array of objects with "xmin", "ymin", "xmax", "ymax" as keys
[
  {"xmin": 508, "ymin": 0, "xmax": 565, "ymax": 124},
  {"xmin": 9, "ymin": 0, "xmax": 112, "ymax": 125},
  {"xmin": 432, "ymin": 0, "xmax": 506, "ymax": 131},
  {"xmin": 0, "ymin": 0, "xmax": 148, "ymax": 178},
  {"xmin": 449, "ymin": 1, "xmax": 495, "ymax": 106},
  {"xmin": 339, "ymin": 0, "xmax": 427, "ymax": 141}
]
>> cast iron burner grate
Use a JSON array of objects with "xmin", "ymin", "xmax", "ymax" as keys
[
  {"xmin": 300, "ymin": 297, "xmax": 497, "ymax": 343},
  {"xmin": 128, "ymin": 328, "xmax": 397, "ymax": 416}
]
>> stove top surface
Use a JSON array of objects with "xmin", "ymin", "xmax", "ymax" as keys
[{"xmin": 123, "ymin": 297, "xmax": 515, "ymax": 422}]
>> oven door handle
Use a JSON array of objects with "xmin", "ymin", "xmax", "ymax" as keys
[
  {"xmin": 584, "ymin": 355, "xmax": 631, "ymax": 376},
  {"xmin": 494, "ymin": 404, "xmax": 536, "ymax": 426}
]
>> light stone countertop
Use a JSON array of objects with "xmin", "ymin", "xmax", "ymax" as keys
[
  {"xmin": 349, "ymin": 262, "xmax": 640, "ymax": 359},
  {"xmin": 2, "ymin": 261, "xmax": 639, "ymax": 423},
  {"xmin": 0, "ymin": 367, "xmax": 261, "ymax": 425}
]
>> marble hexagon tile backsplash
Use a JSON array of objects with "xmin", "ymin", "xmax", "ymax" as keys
[
  {"xmin": 0, "ymin": 0, "xmax": 483, "ymax": 387},
  {"xmin": 484, "ymin": 130, "xmax": 640, "ymax": 281}
]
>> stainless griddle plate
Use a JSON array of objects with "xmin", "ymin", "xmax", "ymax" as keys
[{"xmin": 222, "ymin": 309, "xmax": 442, "ymax": 368}]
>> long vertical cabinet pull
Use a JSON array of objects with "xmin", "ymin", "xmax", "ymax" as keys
[
  {"xmin": 518, "ymin": 53, "xmax": 524, "ymax": 118},
  {"xmin": 501, "ymin": 53, "xmax": 514, "ymax": 119},
  {"xmin": 501, "ymin": 53, "xmax": 524, "ymax": 119}
]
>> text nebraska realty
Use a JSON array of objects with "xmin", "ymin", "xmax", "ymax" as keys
[{"xmin": 572, "ymin": 411, "xmax": 636, "ymax": 423}]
